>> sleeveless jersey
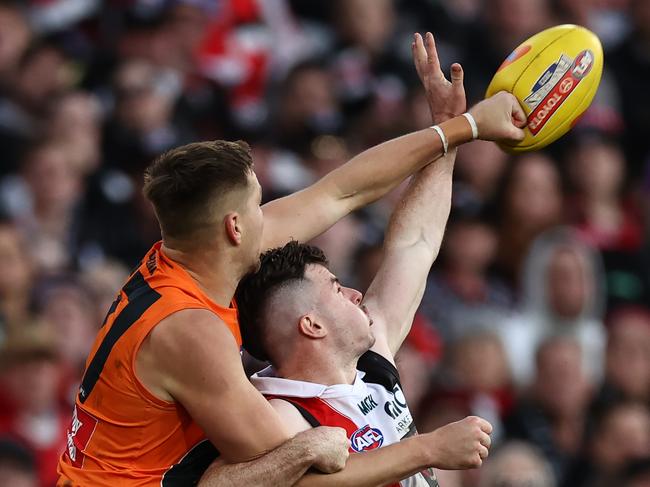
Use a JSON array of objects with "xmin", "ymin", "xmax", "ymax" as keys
[
  {"xmin": 251, "ymin": 350, "xmax": 439, "ymax": 487},
  {"xmin": 58, "ymin": 242, "xmax": 240, "ymax": 486}
]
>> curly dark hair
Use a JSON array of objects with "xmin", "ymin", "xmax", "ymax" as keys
[{"xmin": 235, "ymin": 241, "xmax": 328, "ymax": 361}]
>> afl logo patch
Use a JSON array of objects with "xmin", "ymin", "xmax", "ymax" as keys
[
  {"xmin": 350, "ymin": 425, "xmax": 384, "ymax": 452},
  {"xmin": 572, "ymin": 49, "xmax": 594, "ymax": 79}
]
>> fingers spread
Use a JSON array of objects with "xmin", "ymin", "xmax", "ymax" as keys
[
  {"xmin": 450, "ymin": 63, "xmax": 464, "ymax": 84},
  {"xmin": 425, "ymin": 32, "xmax": 441, "ymax": 71},
  {"xmin": 413, "ymin": 33, "xmax": 428, "ymax": 78}
]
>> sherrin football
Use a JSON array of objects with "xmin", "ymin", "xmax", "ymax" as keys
[{"xmin": 486, "ymin": 24, "xmax": 603, "ymax": 153}]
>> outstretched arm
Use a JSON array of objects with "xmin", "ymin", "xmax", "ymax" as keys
[
  {"xmin": 363, "ymin": 34, "xmax": 526, "ymax": 358},
  {"xmin": 363, "ymin": 154, "xmax": 454, "ymax": 358},
  {"xmin": 261, "ymin": 34, "xmax": 468, "ymax": 251},
  {"xmin": 261, "ymin": 124, "xmax": 456, "ymax": 250}
]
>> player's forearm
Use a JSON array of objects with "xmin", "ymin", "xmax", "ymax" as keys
[
  {"xmin": 383, "ymin": 149, "xmax": 455, "ymax": 258},
  {"xmin": 324, "ymin": 116, "xmax": 471, "ymax": 212},
  {"xmin": 295, "ymin": 436, "xmax": 432, "ymax": 487},
  {"xmin": 198, "ymin": 437, "xmax": 317, "ymax": 487}
]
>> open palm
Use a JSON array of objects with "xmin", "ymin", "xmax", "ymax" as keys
[{"xmin": 412, "ymin": 32, "xmax": 466, "ymax": 124}]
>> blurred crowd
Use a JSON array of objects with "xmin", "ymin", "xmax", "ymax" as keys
[{"xmin": 0, "ymin": 0, "xmax": 649, "ymax": 486}]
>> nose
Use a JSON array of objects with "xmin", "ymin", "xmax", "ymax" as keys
[{"xmin": 344, "ymin": 287, "xmax": 363, "ymax": 305}]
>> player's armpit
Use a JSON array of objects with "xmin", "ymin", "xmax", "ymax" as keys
[{"xmin": 140, "ymin": 308, "xmax": 292, "ymax": 462}]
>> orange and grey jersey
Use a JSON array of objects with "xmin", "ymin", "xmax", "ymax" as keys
[{"xmin": 58, "ymin": 242, "xmax": 240, "ymax": 486}]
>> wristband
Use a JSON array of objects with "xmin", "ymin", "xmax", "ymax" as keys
[
  {"xmin": 431, "ymin": 125, "xmax": 448, "ymax": 155},
  {"xmin": 462, "ymin": 112, "xmax": 479, "ymax": 140}
]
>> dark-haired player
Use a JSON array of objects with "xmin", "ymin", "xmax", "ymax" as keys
[
  {"xmin": 232, "ymin": 77, "xmax": 492, "ymax": 484},
  {"xmin": 204, "ymin": 34, "xmax": 514, "ymax": 487},
  {"xmin": 59, "ymin": 32, "xmax": 525, "ymax": 485}
]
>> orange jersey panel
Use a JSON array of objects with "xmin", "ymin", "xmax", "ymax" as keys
[{"xmin": 58, "ymin": 242, "xmax": 241, "ymax": 486}]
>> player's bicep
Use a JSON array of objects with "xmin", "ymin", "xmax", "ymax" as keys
[
  {"xmin": 363, "ymin": 243, "xmax": 430, "ymax": 354},
  {"xmin": 151, "ymin": 310, "xmax": 291, "ymax": 462}
]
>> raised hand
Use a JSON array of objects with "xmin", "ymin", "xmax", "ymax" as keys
[
  {"xmin": 412, "ymin": 32, "xmax": 466, "ymax": 124},
  {"xmin": 469, "ymin": 91, "xmax": 527, "ymax": 143},
  {"xmin": 422, "ymin": 416, "xmax": 493, "ymax": 469}
]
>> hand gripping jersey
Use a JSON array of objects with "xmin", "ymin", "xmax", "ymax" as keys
[
  {"xmin": 251, "ymin": 351, "xmax": 439, "ymax": 487},
  {"xmin": 58, "ymin": 242, "xmax": 239, "ymax": 486}
]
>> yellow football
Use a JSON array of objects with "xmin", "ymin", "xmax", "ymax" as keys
[{"xmin": 486, "ymin": 24, "xmax": 603, "ymax": 153}]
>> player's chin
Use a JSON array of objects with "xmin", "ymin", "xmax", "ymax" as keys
[{"xmin": 367, "ymin": 331, "xmax": 376, "ymax": 349}]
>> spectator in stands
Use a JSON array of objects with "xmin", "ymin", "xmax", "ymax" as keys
[
  {"xmin": 599, "ymin": 307, "xmax": 650, "ymax": 403},
  {"xmin": 421, "ymin": 213, "xmax": 512, "ymax": 343},
  {"xmin": 0, "ymin": 437, "xmax": 38, "ymax": 487},
  {"xmin": 0, "ymin": 327, "xmax": 67, "ymax": 487},
  {"xmin": 33, "ymin": 277, "xmax": 98, "ymax": 380},
  {"xmin": 506, "ymin": 337, "xmax": 593, "ymax": 484},
  {"xmin": 607, "ymin": 0, "xmax": 650, "ymax": 180},
  {"xmin": 567, "ymin": 135, "xmax": 649, "ymax": 306},
  {"xmin": 453, "ymin": 139, "xmax": 508, "ymax": 214},
  {"xmin": 0, "ymin": 3, "xmax": 32, "ymax": 174},
  {"xmin": 79, "ymin": 260, "xmax": 130, "ymax": 324},
  {"xmin": 45, "ymin": 92, "xmax": 102, "ymax": 176},
  {"xmin": 0, "ymin": 221, "xmax": 33, "ymax": 338},
  {"xmin": 424, "ymin": 331, "xmax": 513, "ymax": 446},
  {"xmin": 462, "ymin": 0, "xmax": 551, "ymax": 100},
  {"xmin": 17, "ymin": 142, "xmax": 84, "ymax": 273},
  {"xmin": 567, "ymin": 400, "xmax": 650, "ymax": 487},
  {"xmin": 567, "ymin": 136, "xmax": 643, "ymax": 253},
  {"xmin": 103, "ymin": 59, "xmax": 188, "ymax": 172},
  {"xmin": 273, "ymin": 60, "xmax": 343, "ymax": 156},
  {"xmin": 331, "ymin": 0, "xmax": 410, "ymax": 114},
  {"xmin": 499, "ymin": 228, "xmax": 606, "ymax": 386},
  {"xmin": 478, "ymin": 441, "xmax": 556, "ymax": 487},
  {"xmin": 492, "ymin": 154, "xmax": 563, "ymax": 293}
]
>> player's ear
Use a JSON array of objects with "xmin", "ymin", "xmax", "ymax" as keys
[
  {"xmin": 298, "ymin": 314, "xmax": 326, "ymax": 339},
  {"xmin": 224, "ymin": 212, "xmax": 241, "ymax": 245}
]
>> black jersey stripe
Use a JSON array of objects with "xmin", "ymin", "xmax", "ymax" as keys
[
  {"xmin": 161, "ymin": 439, "xmax": 219, "ymax": 486},
  {"xmin": 79, "ymin": 271, "xmax": 161, "ymax": 403},
  {"xmin": 286, "ymin": 400, "xmax": 322, "ymax": 428},
  {"xmin": 356, "ymin": 350, "xmax": 400, "ymax": 390}
]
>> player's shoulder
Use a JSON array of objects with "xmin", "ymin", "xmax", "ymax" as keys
[
  {"xmin": 357, "ymin": 350, "xmax": 401, "ymax": 391},
  {"xmin": 147, "ymin": 308, "xmax": 236, "ymax": 357},
  {"xmin": 268, "ymin": 399, "xmax": 314, "ymax": 435}
]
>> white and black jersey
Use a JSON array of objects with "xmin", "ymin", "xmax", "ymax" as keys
[{"xmin": 251, "ymin": 350, "xmax": 439, "ymax": 487}]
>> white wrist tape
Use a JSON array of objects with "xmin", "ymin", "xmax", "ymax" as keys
[
  {"xmin": 462, "ymin": 112, "xmax": 479, "ymax": 139},
  {"xmin": 431, "ymin": 125, "xmax": 448, "ymax": 155}
]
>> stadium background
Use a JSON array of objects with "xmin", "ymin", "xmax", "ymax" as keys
[{"xmin": 0, "ymin": 0, "xmax": 649, "ymax": 486}]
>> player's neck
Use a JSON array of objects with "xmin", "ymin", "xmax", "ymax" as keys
[
  {"xmin": 278, "ymin": 350, "xmax": 358, "ymax": 386},
  {"xmin": 161, "ymin": 242, "xmax": 242, "ymax": 308}
]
